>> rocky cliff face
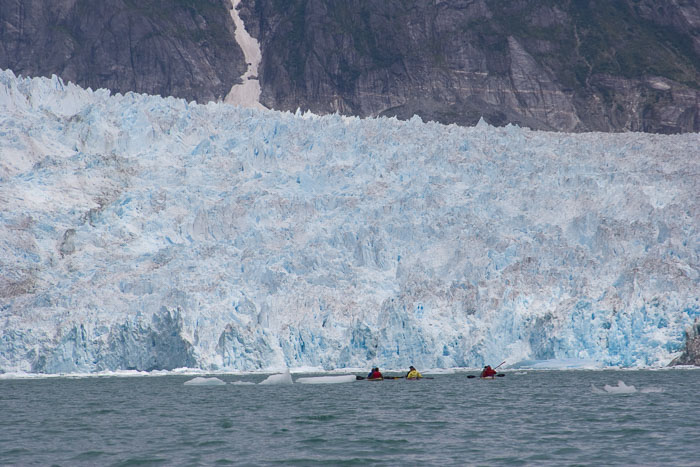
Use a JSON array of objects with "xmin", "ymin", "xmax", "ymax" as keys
[
  {"xmin": 671, "ymin": 319, "xmax": 700, "ymax": 367},
  {"xmin": 0, "ymin": 0, "xmax": 245, "ymax": 102},
  {"xmin": 242, "ymin": 0, "xmax": 699, "ymax": 133},
  {"xmin": 1, "ymin": 0, "xmax": 697, "ymax": 132}
]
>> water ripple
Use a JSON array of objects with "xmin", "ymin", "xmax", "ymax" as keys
[{"xmin": 0, "ymin": 371, "xmax": 698, "ymax": 465}]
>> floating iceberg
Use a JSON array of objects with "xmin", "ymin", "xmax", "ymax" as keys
[
  {"xmin": 590, "ymin": 380, "xmax": 665, "ymax": 394},
  {"xmin": 602, "ymin": 380, "xmax": 637, "ymax": 394},
  {"xmin": 0, "ymin": 70, "xmax": 698, "ymax": 374},
  {"xmin": 296, "ymin": 375, "xmax": 357, "ymax": 384},
  {"xmin": 259, "ymin": 369, "xmax": 293, "ymax": 385},
  {"xmin": 183, "ymin": 376, "xmax": 226, "ymax": 386}
]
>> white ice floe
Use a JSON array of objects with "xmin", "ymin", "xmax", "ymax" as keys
[
  {"xmin": 602, "ymin": 380, "xmax": 637, "ymax": 393},
  {"xmin": 259, "ymin": 369, "xmax": 293, "ymax": 385},
  {"xmin": 591, "ymin": 380, "xmax": 666, "ymax": 394},
  {"xmin": 295, "ymin": 375, "xmax": 357, "ymax": 384},
  {"xmin": 184, "ymin": 377, "xmax": 226, "ymax": 386}
]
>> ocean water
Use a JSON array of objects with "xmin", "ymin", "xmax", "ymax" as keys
[{"xmin": 1, "ymin": 370, "xmax": 698, "ymax": 466}]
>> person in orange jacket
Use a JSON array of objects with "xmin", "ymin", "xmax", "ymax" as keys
[{"xmin": 367, "ymin": 367, "xmax": 383, "ymax": 380}]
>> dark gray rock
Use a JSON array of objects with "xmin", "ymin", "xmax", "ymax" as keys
[
  {"xmin": 0, "ymin": 0, "xmax": 246, "ymax": 102},
  {"xmin": 670, "ymin": 319, "xmax": 700, "ymax": 367},
  {"xmin": 242, "ymin": 0, "xmax": 699, "ymax": 133},
  {"xmin": 58, "ymin": 229, "xmax": 76, "ymax": 256},
  {"xmin": 2, "ymin": 0, "xmax": 697, "ymax": 132}
]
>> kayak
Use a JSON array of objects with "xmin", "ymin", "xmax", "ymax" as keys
[
  {"xmin": 356, "ymin": 376, "xmax": 403, "ymax": 381},
  {"xmin": 356, "ymin": 375, "xmax": 433, "ymax": 380}
]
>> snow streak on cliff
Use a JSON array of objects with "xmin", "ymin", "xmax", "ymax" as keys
[
  {"xmin": 224, "ymin": 0, "xmax": 265, "ymax": 110},
  {"xmin": 0, "ymin": 70, "xmax": 698, "ymax": 373}
]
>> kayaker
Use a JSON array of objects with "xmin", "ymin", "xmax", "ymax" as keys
[
  {"xmin": 367, "ymin": 367, "xmax": 383, "ymax": 380},
  {"xmin": 480, "ymin": 365, "xmax": 497, "ymax": 378},
  {"xmin": 406, "ymin": 365, "xmax": 422, "ymax": 379}
]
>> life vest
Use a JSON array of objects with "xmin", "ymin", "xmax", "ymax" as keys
[
  {"xmin": 406, "ymin": 369, "xmax": 422, "ymax": 379},
  {"xmin": 481, "ymin": 366, "xmax": 497, "ymax": 378},
  {"xmin": 368, "ymin": 370, "xmax": 383, "ymax": 380}
]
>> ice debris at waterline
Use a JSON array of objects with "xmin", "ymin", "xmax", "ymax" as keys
[
  {"xmin": 0, "ymin": 69, "xmax": 698, "ymax": 374},
  {"xmin": 509, "ymin": 359, "xmax": 604, "ymax": 370},
  {"xmin": 183, "ymin": 376, "xmax": 226, "ymax": 386}
]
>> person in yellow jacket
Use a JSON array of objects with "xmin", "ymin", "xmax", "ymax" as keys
[{"xmin": 406, "ymin": 365, "xmax": 422, "ymax": 379}]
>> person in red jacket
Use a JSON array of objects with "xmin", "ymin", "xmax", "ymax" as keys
[
  {"xmin": 367, "ymin": 367, "xmax": 383, "ymax": 380},
  {"xmin": 480, "ymin": 365, "xmax": 497, "ymax": 378}
]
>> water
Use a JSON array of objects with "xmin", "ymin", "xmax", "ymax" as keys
[{"xmin": 1, "ymin": 370, "xmax": 698, "ymax": 466}]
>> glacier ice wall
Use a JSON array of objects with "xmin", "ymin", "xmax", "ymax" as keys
[{"xmin": 0, "ymin": 70, "xmax": 698, "ymax": 373}]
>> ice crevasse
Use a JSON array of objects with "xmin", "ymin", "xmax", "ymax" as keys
[{"xmin": 0, "ymin": 70, "xmax": 698, "ymax": 374}]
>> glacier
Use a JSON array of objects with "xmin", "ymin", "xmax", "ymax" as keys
[{"xmin": 0, "ymin": 69, "xmax": 698, "ymax": 374}]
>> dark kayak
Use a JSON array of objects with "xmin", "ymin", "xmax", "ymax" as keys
[
  {"xmin": 356, "ymin": 376, "xmax": 403, "ymax": 380},
  {"xmin": 356, "ymin": 375, "xmax": 433, "ymax": 380}
]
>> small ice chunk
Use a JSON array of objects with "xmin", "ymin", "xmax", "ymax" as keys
[
  {"xmin": 603, "ymin": 380, "xmax": 636, "ymax": 393},
  {"xmin": 259, "ymin": 369, "xmax": 293, "ymax": 385},
  {"xmin": 184, "ymin": 376, "xmax": 226, "ymax": 386},
  {"xmin": 591, "ymin": 380, "xmax": 637, "ymax": 394},
  {"xmin": 296, "ymin": 375, "xmax": 356, "ymax": 384}
]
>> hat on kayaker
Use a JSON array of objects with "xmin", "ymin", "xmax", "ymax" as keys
[{"xmin": 409, "ymin": 366, "xmax": 415, "ymax": 370}]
